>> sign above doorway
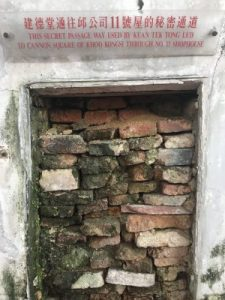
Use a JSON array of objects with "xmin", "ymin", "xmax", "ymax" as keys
[{"xmin": 0, "ymin": 11, "xmax": 224, "ymax": 61}]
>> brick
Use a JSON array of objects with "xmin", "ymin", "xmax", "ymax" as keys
[
  {"xmin": 40, "ymin": 206, "xmax": 74, "ymax": 218},
  {"xmin": 128, "ymin": 181, "xmax": 157, "ymax": 194},
  {"xmin": 157, "ymin": 266, "xmax": 187, "ymax": 281},
  {"xmin": 123, "ymin": 257, "xmax": 153, "ymax": 273},
  {"xmin": 40, "ymin": 135, "xmax": 87, "ymax": 154},
  {"xmin": 49, "ymin": 109, "xmax": 81, "ymax": 123},
  {"xmin": 41, "ymin": 154, "xmax": 77, "ymax": 169},
  {"xmin": 77, "ymin": 199, "xmax": 108, "ymax": 215},
  {"xmin": 84, "ymin": 110, "xmax": 117, "ymax": 125},
  {"xmin": 39, "ymin": 169, "xmax": 79, "ymax": 192},
  {"xmin": 119, "ymin": 121, "xmax": 157, "ymax": 138},
  {"xmin": 164, "ymin": 133, "xmax": 195, "ymax": 148},
  {"xmin": 128, "ymin": 164, "xmax": 154, "ymax": 182},
  {"xmin": 109, "ymin": 194, "xmax": 139, "ymax": 206},
  {"xmin": 154, "ymin": 257, "xmax": 187, "ymax": 267},
  {"xmin": 129, "ymin": 135, "xmax": 163, "ymax": 150},
  {"xmin": 163, "ymin": 279, "xmax": 187, "ymax": 292},
  {"xmin": 120, "ymin": 151, "xmax": 146, "ymax": 166},
  {"xmin": 121, "ymin": 205, "xmax": 191, "ymax": 215},
  {"xmin": 41, "ymin": 190, "xmax": 94, "ymax": 206},
  {"xmin": 71, "ymin": 272, "xmax": 104, "ymax": 289},
  {"xmin": 162, "ymin": 167, "xmax": 192, "ymax": 184},
  {"xmin": 81, "ymin": 173, "xmax": 111, "ymax": 189},
  {"xmin": 145, "ymin": 149, "xmax": 158, "ymax": 165},
  {"xmin": 41, "ymin": 217, "xmax": 82, "ymax": 228},
  {"xmin": 90, "ymin": 293, "xmax": 120, "ymax": 300},
  {"xmin": 116, "ymin": 243, "xmax": 146, "ymax": 261},
  {"xmin": 135, "ymin": 229, "xmax": 191, "ymax": 248},
  {"xmin": 83, "ymin": 128, "xmax": 116, "ymax": 141},
  {"xmin": 57, "ymin": 227, "xmax": 86, "ymax": 244},
  {"xmin": 81, "ymin": 217, "xmax": 120, "ymax": 236},
  {"xmin": 157, "ymin": 149, "xmax": 193, "ymax": 166},
  {"xmin": 126, "ymin": 215, "xmax": 191, "ymax": 232},
  {"xmin": 89, "ymin": 139, "xmax": 129, "ymax": 156},
  {"xmin": 91, "ymin": 249, "xmax": 114, "ymax": 269},
  {"xmin": 78, "ymin": 156, "xmax": 118, "ymax": 174},
  {"xmin": 118, "ymin": 108, "xmax": 150, "ymax": 121},
  {"xmin": 162, "ymin": 183, "xmax": 191, "ymax": 195},
  {"xmin": 143, "ymin": 194, "xmax": 189, "ymax": 206},
  {"xmin": 157, "ymin": 118, "xmax": 192, "ymax": 133},
  {"xmin": 153, "ymin": 246, "xmax": 189, "ymax": 259},
  {"xmin": 87, "ymin": 97, "xmax": 126, "ymax": 110},
  {"xmin": 106, "ymin": 269, "xmax": 155, "ymax": 287},
  {"xmin": 89, "ymin": 235, "xmax": 120, "ymax": 249},
  {"xmin": 95, "ymin": 183, "xmax": 128, "ymax": 198}
]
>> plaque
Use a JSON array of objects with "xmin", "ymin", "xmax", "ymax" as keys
[{"xmin": 0, "ymin": 11, "xmax": 224, "ymax": 61}]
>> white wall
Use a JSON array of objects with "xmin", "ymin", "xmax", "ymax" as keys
[{"xmin": 0, "ymin": 1, "xmax": 225, "ymax": 299}]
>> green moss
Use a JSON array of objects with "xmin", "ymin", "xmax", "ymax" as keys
[
  {"xmin": 2, "ymin": 270, "xmax": 16, "ymax": 300},
  {"xmin": 211, "ymin": 241, "xmax": 225, "ymax": 258},
  {"xmin": 201, "ymin": 267, "xmax": 223, "ymax": 288}
]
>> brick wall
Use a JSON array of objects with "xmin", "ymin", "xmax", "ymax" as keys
[{"xmin": 35, "ymin": 94, "xmax": 197, "ymax": 299}]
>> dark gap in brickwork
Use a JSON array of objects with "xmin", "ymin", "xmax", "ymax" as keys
[{"xmin": 32, "ymin": 91, "xmax": 198, "ymax": 300}]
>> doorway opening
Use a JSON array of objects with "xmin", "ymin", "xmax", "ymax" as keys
[{"xmin": 29, "ymin": 81, "xmax": 199, "ymax": 300}]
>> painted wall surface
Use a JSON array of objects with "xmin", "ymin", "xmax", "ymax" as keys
[{"xmin": 0, "ymin": 1, "xmax": 225, "ymax": 299}]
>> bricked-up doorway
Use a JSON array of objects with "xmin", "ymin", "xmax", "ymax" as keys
[{"xmin": 29, "ymin": 82, "xmax": 199, "ymax": 300}]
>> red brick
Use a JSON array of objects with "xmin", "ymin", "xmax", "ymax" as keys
[
  {"xmin": 49, "ymin": 109, "xmax": 81, "ymax": 123},
  {"xmin": 118, "ymin": 108, "xmax": 150, "ymax": 121},
  {"xmin": 87, "ymin": 97, "xmax": 126, "ymax": 110},
  {"xmin": 162, "ymin": 183, "xmax": 191, "ymax": 195},
  {"xmin": 126, "ymin": 215, "xmax": 192, "ymax": 232},
  {"xmin": 157, "ymin": 118, "xmax": 192, "ymax": 133},
  {"xmin": 119, "ymin": 121, "xmax": 157, "ymax": 138},
  {"xmin": 84, "ymin": 110, "xmax": 117, "ymax": 125},
  {"xmin": 121, "ymin": 205, "xmax": 191, "ymax": 215}
]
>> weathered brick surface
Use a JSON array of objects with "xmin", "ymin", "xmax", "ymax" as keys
[
  {"xmin": 162, "ymin": 183, "xmax": 192, "ymax": 195},
  {"xmin": 84, "ymin": 110, "xmax": 117, "ymax": 125},
  {"xmin": 162, "ymin": 167, "xmax": 192, "ymax": 184},
  {"xmin": 157, "ymin": 149, "xmax": 193, "ymax": 166},
  {"xmin": 57, "ymin": 227, "xmax": 86, "ymax": 244},
  {"xmin": 121, "ymin": 204, "xmax": 191, "ymax": 215},
  {"xmin": 128, "ymin": 164, "xmax": 154, "ymax": 182},
  {"xmin": 164, "ymin": 133, "xmax": 195, "ymax": 148},
  {"xmin": 49, "ymin": 109, "xmax": 82, "ymax": 123},
  {"xmin": 129, "ymin": 135, "xmax": 163, "ymax": 150},
  {"xmin": 37, "ymin": 97, "xmax": 196, "ymax": 298},
  {"xmin": 81, "ymin": 217, "xmax": 120, "ymax": 236},
  {"xmin": 40, "ymin": 135, "xmax": 87, "ymax": 154},
  {"xmin": 83, "ymin": 128, "xmax": 116, "ymax": 141},
  {"xmin": 118, "ymin": 108, "xmax": 150, "ymax": 121},
  {"xmin": 119, "ymin": 151, "xmax": 146, "ymax": 166},
  {"xmin": 89, "ymin": 235, "xmax": 121, "ymax": 249},
  {"xmin": 89, "ymin": 139, "xmax": 129, "ymax": 156},
  {"xmin": 39, "ymin": 169, "xmax": 79, "ymax": 191},
  {"xmin": 154, "ymin": 257, "xmax": 187, "ymax": 267},
  {"xmin": 128, "ymin": 181, "xmax": 157, "ymax": 194},
  {"xmin": 157, "ymin": 118, "xmax": 192, "ymax": 133},
  {"xmin": 41, "ymin": 154, "xmax": 77, "ymax": 169},
  {"xmin": 126, "ymin": 215, "xmax": 192, "ymax": 232},
  {"xmin": 116, "ymin": 243, "xmax": 146, "ymax": 261},
  {"xmin": 109, "ymin": 194, "xmax": 139, "ymax": 206},
  {"xmin": 135, "ymin": 230, "xmax": 191, "ymax": 248},
  {"xmin": 143, "ymin": 194, "xmax": 188, "ymax": 206},
  {"xmin": 119, "ymin": 121, "xmax": 157, "ymax": 138},
  {"xmin": 106, "ymin": 269, "xmax": 155, "ymax": 287},
  {"xmin": 87, "ymin": 97, "xmax": 126, "ymax": 110}
]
